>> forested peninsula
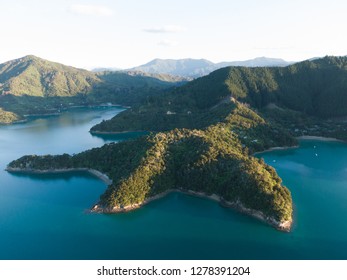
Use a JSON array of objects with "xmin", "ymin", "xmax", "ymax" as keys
[
  {"xmin": 7, "ymin": 124, "xmax": 293, "ymax": 230},
  {"xmin": 7, "ymin": 102, "xmax": 294, "ymax": 231}
]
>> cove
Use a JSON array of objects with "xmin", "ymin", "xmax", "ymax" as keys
[{"xmin": 1, "ymin": 108, "xmax": 347, "ymax": 259}]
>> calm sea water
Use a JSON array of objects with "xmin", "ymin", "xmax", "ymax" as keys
[{"xmin": 1, "ymin": 108, "xmax": 347, "ymax": 259}]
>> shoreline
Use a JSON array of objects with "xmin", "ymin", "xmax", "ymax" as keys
[
  {"xmin": 90, "ymin": 130, "xmax": 147, "ymax": 135},
  {"xmin": 7, "ymin": 104, "xmax": 126, "ymax": 124},
  {"xmin": 91, "ymin": 189, "xmax": 292, "ymax": 232},
  {"xmin": 23, "ymin": 113, "xmax": 61, "ymax": 117},
  {"xmin": 5, "ymin": 167, "xmax": 113, "ymax": 186},
  {"xmin": 254, "ymin": 135, "xmax": 346, "ymax": 156},
  {"xmin": 6, "ymin": 166, "xmax": 291, "ymax": 231},
  {"xmin": 253, "ymin": 145, "xmax": 299, "ymax": 155},
  {"xmin": 296, "ymin": 135, "xmax": 344, "ymax": 142}
]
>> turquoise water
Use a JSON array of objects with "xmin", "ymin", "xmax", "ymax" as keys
[{"xmin": 1, "ymin": 108, "xmax": 347, "ymax": 259}]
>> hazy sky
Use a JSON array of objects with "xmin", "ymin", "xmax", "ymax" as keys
[{"xmin": 0, "ymin": 0, "xmax": 346, "ymax": 69}]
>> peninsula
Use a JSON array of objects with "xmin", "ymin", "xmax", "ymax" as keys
[{"xmin": 7, "ymin": 123, "xmax": 293, "ymax": 231}]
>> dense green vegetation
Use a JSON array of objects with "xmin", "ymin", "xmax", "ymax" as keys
[
  {"xmin": 262, "ymin": 107, "xmax": 347, "ymax": 141},
  {"xmin": 0, "ymin": 55, "xmax": 99, "ymax": 97},
  {"xmin": 8, "ymin": 123, "xmax": 292, "ymax": 224},
  {"xmin": 7, "ymin": 92, "xmax": 295, "ymax": 227},
  {"xmin": 92, "ymin": 56, "xmax": 347, "ymax": 133},
  {"xmin": 0, "ymin": 55, "xmax": 182, "ymax": 123}
]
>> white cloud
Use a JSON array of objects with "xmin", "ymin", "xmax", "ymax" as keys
[
  {"xmin": 157, "ymin": 40, "xmax": 179, "ymax": 47},
  {"xmin": 68, "ymin": 4, "xmax": 113, "ymax": 16},
  {"xmin": 143, "ymin": 25, "xmax": 185, "ymax": 33}
]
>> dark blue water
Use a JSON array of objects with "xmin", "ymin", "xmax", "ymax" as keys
[{"xmin": 1, "ymin": 108, "xmax": 347, "ymax": 259}]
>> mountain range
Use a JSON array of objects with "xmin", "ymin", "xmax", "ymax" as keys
[
  {"xmin": 92, "ymin": 56, "xmax": 347, "ymax": 135},
  {"xmin": 123, "ymin": 57, "xmax": 293, "ymax": 78},
  {"xmin": 0, "ymin": 55, "xmax": 183, "ymax": 123},
  {"xmin": 0, "ymin": 55, "xmax": 292, "ymax": 124},
  {"xmin": 0, "ymin": 55, "xmax": 185, "ymax": 98}
]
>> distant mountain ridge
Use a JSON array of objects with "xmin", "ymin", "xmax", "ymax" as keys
[
  {"xmin": 92, "ymin": 67, "xmax": 121, "ymax": 72},
  {"xmin": 218, "ymin": 57, "xmax": 291, "ymax": 68},
  {"xmin": 0, "ymin": 55, "xmax": 185, "ymax": 99},
  {"xmin": 128, "ymin": 57, "xmax": 293, "ymax": 78}
]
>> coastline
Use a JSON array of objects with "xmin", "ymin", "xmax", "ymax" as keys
[
  {"xmin": 90, "ymin": 130, "xmax": 147, "ymax": 135},
  {"xmin": 91, "ymin": 189, "xmax": 176, "ymax": 213},
  {"xmin": 91, "ymin": 189, "xmax": 292, "ymax": 232},
  {"xmin": 23, "ymin": 104, "xmax": 125, "ymax": 117},
  {"xmin": 0, "ymin": 118, "xmax": 27, "ymax": 125},
  {"xmin": 23, "ymin": 113, "xmax": 60, "ymax": 117},
  {"xmin": 6, "ymin": 104, "xmax": 126, "ymax": 125},
  {"xmin": 254, "ymin": 135, "xmax": 346, "ymax": 156},
  {"xmin": 253, "ymin": 145, "xmax": 299, "ymax": 155},
  {"xmin": 296, "ymin": 135, "xmax": 344, "ymax": 142},
  {"xmin": 6, "ymin": 166, "xmax": 291, "ymax": 231},
  {"xmin": 5, "ymin": 167, "xmax": 113, "ymax": 186},
  {"xmin": 183, "ymin": 190, "xmax": 292, "ymax": 232}
]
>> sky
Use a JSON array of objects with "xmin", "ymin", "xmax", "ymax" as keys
[{"xmin": 0, "ymin": 0, "xmax": 346, "ymax": 69}]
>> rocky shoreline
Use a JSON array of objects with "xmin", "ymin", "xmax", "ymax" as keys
[
  {"xmin": 6, "ymin": 165, "xmax": 291, "ymax": 232},
  {"xmin": 90, "ymin": 130, "xmax": 146, "ymax": 135},
  {"xmin": 297, "ymin": 135, "xmax": 344, "ymax": 142},
  {"xmin": 91, "ymin": 188, "xmax": 292, "ymax": 232},
  {"xmin": 253, "ymin": 145, "xmax": 299, "ymax": 155}
]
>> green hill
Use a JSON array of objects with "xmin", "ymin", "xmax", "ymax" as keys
[
  {"xmin": 0, "ymin": 55, "xmax": 100, "ymax": 97},
  {"xmin": 7, "ymin": 123, "xmax": 293, "ymax": 230}
]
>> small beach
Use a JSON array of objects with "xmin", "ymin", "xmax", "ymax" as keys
[{"xmin": 297, "ymin": 135, "xmax": 344, "ymax": 142}]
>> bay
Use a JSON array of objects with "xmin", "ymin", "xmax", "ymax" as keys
[{"xmin": 1, "ymin": 108, "xmax": 347, "ymax": 259}]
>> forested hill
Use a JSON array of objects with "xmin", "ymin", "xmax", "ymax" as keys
[
  {"xmin": 91, "ymin": 56, "xmax": 347, "ymax": 133},
  {"xmin": 0, "ymin": 55, "xmax": 182, "ymax": 123},
  {"xmin": 8, "ymin": 122, "xmax": 293, "ymax": 230},
  {"xmin": 0, "ymin": 55, "xmax": 100, "ymax": 97},
  {"xmin": 222, "ymin": 56, "xmax": 347, "ymax": 117}
]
